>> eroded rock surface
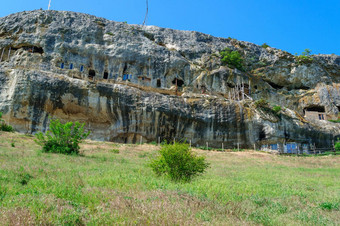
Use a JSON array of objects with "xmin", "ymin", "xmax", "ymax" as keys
[{"xmin": 0, "ymin": 10, "xmax": 339, "ymax": 148}]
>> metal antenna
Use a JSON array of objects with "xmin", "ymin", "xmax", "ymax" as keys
[
  {"xmin": 48, "ymin": 0, "xmax": 52, "ymax": 10},
  {"xmin": 142, "ymin": 0, "xmax": 148, "ymax": 25}
]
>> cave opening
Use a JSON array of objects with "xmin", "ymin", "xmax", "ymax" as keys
[
  {"xmin": 259, "ymin": 128, "xmax": 266, "ymax": 141},
  {"xmin": 103, "ymin": 71, "xmax": 109, "ymax": 79},
  {"xmin": 267, "ymin": 81, "xmax": 284, "ymax": 89},
  {"xmin": 172, "ymin": 78, "xmax": 184, "ymax": 87},
  {"xmin": 23, "ymin": 46, "xmax": 44, "ymax": 54},
  {"xmin": 89, "ymin": 69, "xmax": 96, "ymax": 79},
  {"xmin": 69, "ymin": 63, "xmax": 73, "ymax": 70},
  {"xmin": 157, "ymin": 79, "xmax": 161, "ymax": 87},
  {"xmin": 304, "ymin": 106, "xmax": 325, "ymax": 113}
]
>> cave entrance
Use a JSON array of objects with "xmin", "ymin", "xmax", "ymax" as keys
[
  {"xmin": 304, "ymin": 106, "xmax": 325, "ymax": 113},
  {"xmin": 89, "ymin": 69, "xmax": 96, "ymax": 79},
  {"xmin": 172, "ymin": 78, "xmax": 184, "ymax": 87},
  {"xmin": 69, "ymin": 63, "xmax": 73, "ymax": 70},
  {"xmin": 259, "ymin": 128, "xmax": 266, "ymax": 141},
  {"xmin": 31, "ymin": 46, "xmax": 44, "ymax": 54},
  {"xmin": 157, "ymin": 79, "xmax": 161, "ymax": 87},
  {"xmin": 60, "ymin": 63, "xmax": 64, "ymax": 69},
  {"xmin": 103, "ymin": 71, "xmax": 109, "ymax": 79}
]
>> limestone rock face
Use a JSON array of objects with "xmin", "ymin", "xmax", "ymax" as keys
[{"xmin": 0, "ymin": 10, "xmax": 339, "ymax": 148}]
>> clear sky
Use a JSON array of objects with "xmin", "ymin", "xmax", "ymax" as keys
[{"xmin": 1, "ymin": 0, "xmax": 339, "ymax": 55}]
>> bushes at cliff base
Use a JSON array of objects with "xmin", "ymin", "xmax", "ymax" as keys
[
  {"xmin": 35, "ymin": 119, "xmax": 90, "ymax": 155},
  {"xmin": 0, "ymin": 112, "xmax": 14, "ymax": 132},
  {"xmin": 149, "ymin": 142, "xmax": 210, "ymax": 182}
]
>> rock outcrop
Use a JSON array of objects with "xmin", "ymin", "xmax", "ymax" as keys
[{"xmin": 0, "ymin": 10, "xmax": 339, "ymax": 148}]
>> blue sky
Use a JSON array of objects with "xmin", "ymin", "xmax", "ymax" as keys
[{"xmin": 1, "ymin": 0, "xmax": 339, "ymax": 55}]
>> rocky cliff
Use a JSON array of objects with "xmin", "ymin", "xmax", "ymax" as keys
[{"xmin": 0, "ymin": 10, "xmax": 339, "ymax": 148}]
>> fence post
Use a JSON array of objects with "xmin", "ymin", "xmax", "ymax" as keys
[
  {"xmin": 206, "ymin": 142, "xmax": 208, "ymax": 150},
  {"xmin": 237, "ymin": 143, "xmax": 240, "ymax": 151},
  {"xmin": 158, "ymin": 136, "xmax": 160, "ymax": 146},
  {"xmin": 254, "ymin": 144, "xmax": 256, "ymax": 151},
  {"xmin": 313, "ymin": 143, "xmax": 316, "ymax": 155},
  {"xmin": 333, "ymin": 140, "xmax": 336, "ymax": 155},
  {"xmin": 140, "ymin": 136, "xmax": 142, "ymax": 145},
  {"xmin": 222, "ymin": 143, "xmax": 224, "ymax": 152}
]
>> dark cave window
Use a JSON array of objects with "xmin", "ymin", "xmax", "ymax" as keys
[
  {"xmin": 89, "ymin": 69, "xmax": 96, "ymax": 79},
  {"xmin": 157, "ymin": 79, "xmax": 161, "ymax": 87},
  {"xmin": 103, "ymin": 71, "xmax": 109, "ymax": 79},
  {"xmin": 69, "ymin": 63, "xmax": 73, "ymax": 70},
  {"xmin": 254, "ymin": 85, "xmax": 258, "ymax": 90},
  {"xmin": 80, "ymin": 65, "xmax": 84, "ymax": 72},
  {"xmin": 60, "ymin": 63, "xmax": 64, "ymax": 69},
  {"xmin": 259, "ymin": 128, "xmax": 266, "ymax": 141},
  {"xmin": 32, "ymin": 46, "xmax": 44, "ymax": 54},
  {"xmin": 172, "ymin": 78, "xmax": 184, "ymax": 87},
  {"xmin": 304, "ymin": 106, "xmax": 325, "ymax": 113}
]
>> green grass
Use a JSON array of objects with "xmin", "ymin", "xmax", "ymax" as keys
[{"xmin": 0, "ymin": 131, "xmax": 339, "ymax": 225}]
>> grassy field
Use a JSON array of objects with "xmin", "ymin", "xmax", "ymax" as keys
[{"xmin": 0, "ymin": 131, "xmax": 339, "ymax": 225}]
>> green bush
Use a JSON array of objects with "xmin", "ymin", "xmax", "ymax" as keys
[
  {"xmin": 35, "ymin": 119, "xmax": 90, "ymax": 155},
  {"xmin": 149, "ymin": 142, "xmax": 209, "ymax": 182},
  {"xmin": 254, "ymin": 99, "xmax": 269, "ymax": 108},
  {"xmin": 111, "ymin": 149, "xmax": 120, "ymax": 154},
  {"xmin": 261, "ymin": 43, "xmax": 270, "ymax": 48},
  {"xmin": 220, "ymin": 48, "xmax": 244, "ymax": 71},
  {"xmin": 272, "ymin": 105, "xmax": 282, "ymax": 114},
  {"xmin": 295, "ymin": 48, "xmax": 313, "ymax": 64},
  {"xmin": 335, "ymin": 140, "xmax": 340, "ymax": 151},
  {"xmin": 0, "ymin": 112, "xmax": 14, "ymax": 132}
]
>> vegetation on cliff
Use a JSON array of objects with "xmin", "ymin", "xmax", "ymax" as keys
[{"xmin": 220, "ymin": 48, "xmax": 244, "ymax": 71}]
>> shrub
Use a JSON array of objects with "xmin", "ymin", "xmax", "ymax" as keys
[
  {"xmin": 254, "ymin": 99, "xmax": 269, "ymax": 108},
  {"xmin": 261, "ymin": 43, "xmax": 270, "ymax": 48},
  {"xmin": 335, "ymin": 140, "xmax": 340, "ymax": 151},
  {"xmin": 35, "ymin": 119, "xmax": 90, "ymax": 155},
  {"xmin": 295, "ymin": 48, "xmax": 313, "ymax": 64},
  {"xmin": 272, "ymin": 105, "xmax": 282, "ymax": 114},
  {"xmin": 111, "ymin": 149, "xmax": 120, "ymax": 154},
  {"xmin": 0, "ymin": 112, "xmax": 14, "ymax": 132},
  {"xmin": 149, "ymin": 142, "xmax": 209, "ymax": 182},
  {"xmin": 220, "ymin": 48, "xmax": 244, "ymax": 71}
]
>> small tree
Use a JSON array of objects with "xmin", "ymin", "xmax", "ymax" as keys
[
  {"xmin": 220, "ymin": 48, "xmax": 244, "ymax": 71},
  {"xmin": 35, "ymin": 119, "xmax": 90, "ymax": 155},
  {"xmin": 149, "ymin": 142, "xmax": 210, "ymax": 182},
  {"xmin": 0, "ymin": 112, "xmax": 14, "ymax": 132},
  {"xmin": 335, "ymin": 140, "xmax": 340, "ymax": 151},
  {"xmin": 295, "ymin": 48, "xmax": 313, "ymax": 64},
  {"xmin": 261, "ymin": 43, "xmax": 270, "ymax": 48}
]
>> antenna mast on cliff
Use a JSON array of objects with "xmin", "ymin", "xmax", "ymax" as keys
[
  {"xmin": 48, "ymin": 0, "xmax": 52, "ymax": 10},
  {"xmin": 142, "ymin": 0, "xmax": 148, "ymax": 25}
]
